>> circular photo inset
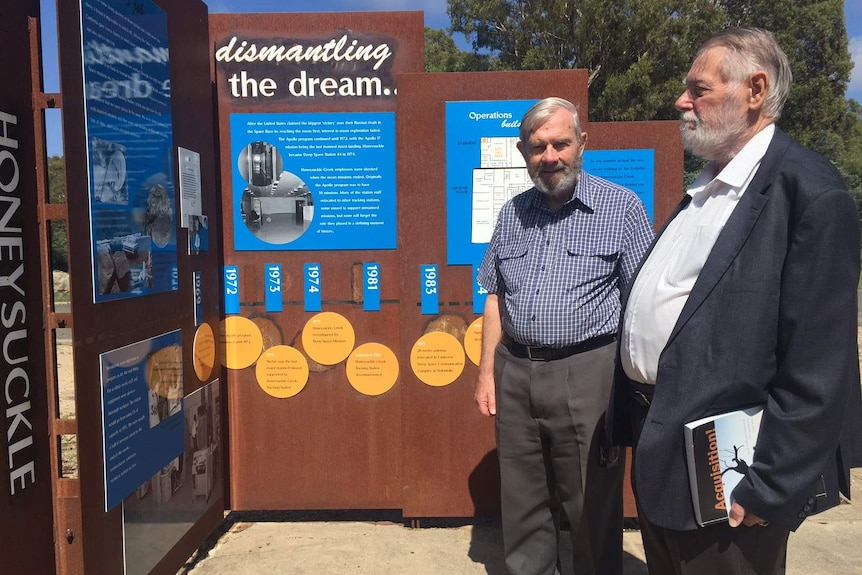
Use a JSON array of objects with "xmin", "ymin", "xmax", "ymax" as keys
[
  {"xmin": 238, "ymin": 141, "xmax": 314, "ymax": 245},
  {"xmin": 238, "ymin": 141, "xmax": 284, "ymax": 190}
]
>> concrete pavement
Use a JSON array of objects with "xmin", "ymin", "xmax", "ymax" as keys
[{"xmin": 178, "ymin": 469, "xmax": 862, "ymax": 574}]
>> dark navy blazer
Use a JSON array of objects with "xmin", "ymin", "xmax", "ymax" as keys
[{"xmin": 608, "ymin": 128, "xmax": 862, "ymax": 531}]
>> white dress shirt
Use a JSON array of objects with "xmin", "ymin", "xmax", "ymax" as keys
[{"xmin": 621, "ymin": 124, "xmax": 776, "ymax": 384}]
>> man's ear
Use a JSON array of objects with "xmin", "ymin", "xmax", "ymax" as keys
[
  {"xmin": 516, "ymin": 139, "xmax": 527, "ymax": 161},
  {"xmin": 748, "ymin": 71, "xmax": 768, "ymax": 111},
  {"xmin": 579, "ymin": 132, "xmax": 588, "ymax": 155}
]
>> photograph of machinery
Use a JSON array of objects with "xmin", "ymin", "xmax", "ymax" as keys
[{"xmin": 238, "ymin": 140, "xmax": 314, "ymax": 244}]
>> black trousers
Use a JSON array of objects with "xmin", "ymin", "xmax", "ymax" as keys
[{"xmin": 629, "ymin": 385, "xmax": 789, "ymax": 575}]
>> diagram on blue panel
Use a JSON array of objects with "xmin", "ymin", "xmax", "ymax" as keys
[{"xmin": 471, "ymin": 137, "xmax": 529, "ymax": 244}]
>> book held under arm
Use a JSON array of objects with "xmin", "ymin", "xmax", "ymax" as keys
[{"xmin": 684, "ymin": 406, "xmax": 764, "ymax": 527}]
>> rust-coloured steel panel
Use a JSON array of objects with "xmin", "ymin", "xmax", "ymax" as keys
[
  {"xmin": 0, "ymin": 2, "xmax": 57, "ymax": 574},
  {"xmin": 56, "ymin": 0, "xmax": 224, "ymax": 573},
  {"xmin": 396, "ymin": 71, "xmax": 589, "ymax": 518},
  {"xmin": 210, "ymin": 12, "xmax": 424, "ymax": 511},
  {"xmin": 396, "ymin": 71, "xmax": 682, "ymax": 518}
]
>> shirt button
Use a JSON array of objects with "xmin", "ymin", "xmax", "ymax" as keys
[
  {"xmin": 541, "ymin": 265, "xmax": 545, "ymax": 271},
  {"xmin": 531, "ymin": 315, "xmax": 536, "ymax": 321},
  {"xmin": 535, "ymin": 289, "xmax": 540, "ymax": 294}
]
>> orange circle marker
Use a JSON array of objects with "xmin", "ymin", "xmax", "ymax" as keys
[
  {"xmin": 464, "ymin": 317, "xmax": 483, "ymax": 366},
  {"xmin": 255, "ymin": 345, "xmax": 309, "ymax": 399},
  {"xmin": 346, "ymin": 343, "xmax": 399, "ymax": 396},
  {"xmin": 193, "ymin": 322, "xmax": 216, "ymax": 380},
  {"xmin": 410, "ymin": 331, "xmax": 465, "ymax": 387},
  {"xmin": 301, "ymin": 312, "xmax": 356, "ymax": 365},
  {"xmin": 221, "ymin": 316, "xmax": 263, "ymax": 369}
]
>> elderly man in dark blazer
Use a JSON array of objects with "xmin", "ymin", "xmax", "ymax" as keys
[{"xmin": 608, "ymin": 27, "xmax": 862, "ymax": 574}]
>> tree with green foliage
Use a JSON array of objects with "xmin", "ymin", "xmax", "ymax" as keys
[
  {"xmin": 446, "ymin": 0, "xmax": 725, "ymax": 121},
  {"xmin": 445, "ymin": 0, "xmax": 854, "ymax": 130},
  {"xmin": 720, "ymin": 0, "xmax": 854, "ymax": 157},
  {"xmin": 47, "ymin": 155, "xmax": 69, "ymax": 272},
  {"xmin": 719, "ymin": 0, "xmax": 862, "ymax": 225},
  {"xmin": 839, "ymin": 100, "xmax": 862, "ymax": 226},
  {"xmin": 424, "ymin": 27, "xmax": 494, "ymax": 72}
]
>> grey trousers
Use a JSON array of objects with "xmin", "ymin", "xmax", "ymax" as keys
[{"xmin": 494, "ymin": 341, "xmax": 624, "ymax": 575}]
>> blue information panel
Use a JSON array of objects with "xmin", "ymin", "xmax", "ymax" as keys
[
  {"xmin": 420, "ymin": 265, "xmax": 439, "ymax": 315},
  {"xmin": 304, "ymin": 263, "xmax": 322, "ymax": 312},
  {"xmin": 363, "ymin": 262, "xmax": 381, "ymax": 312},
  {"xmin": 445, "ymin": 100, "xmax": 535, "ymax": 266},
  {"xmin": 583, "ymin": 149, "xmax": 655, "ymax": 222},
  {"xmin": 81, "ymin": 0, "xmax": 178, "ymax": 302},
  {"xmin": 265, "ymin": 264, "xmax": 283, "ymax": 312},
  {"xmin": 445, "ymin": 100, "xmax": 656, "ymax": 268},
  {"xmin": 230, "ymin": 112, "xmax": 396, "ymax": 251},
  {"xmin": 100, "ymin": 330, "xmax": 184, "ymax": 510},
  {"xmin": 224, "ymin": 265, "xmax": 239, "ymax": 314}
]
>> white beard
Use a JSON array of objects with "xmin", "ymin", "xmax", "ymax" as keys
[
  {"xmin": 531, "ymin": 160, "xmax": 581, "ymax": 200},
  {"xmin": 680, "ymin": 103, "xmax": 750, "ymax": 162}
]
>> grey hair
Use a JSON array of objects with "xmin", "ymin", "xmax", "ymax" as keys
[
  {"xmin": 698, "ymin": 27, "xmax": 792, "ymax": 120},
  {"xmin": 519, "ymin": 97, "xmax": 584, "ymax": 145}
]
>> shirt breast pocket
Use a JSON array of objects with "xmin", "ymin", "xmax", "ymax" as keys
[
  {"xmin": 664, "ymin": 224, "xmax": 723, "ymax": 288},
  {"xmin": 565, "ymin": 235, "xmax": 620, "ymax": 289},
  {"xmin": 497, "ymin": 240, "xmax": 529, "ymax": 293}
]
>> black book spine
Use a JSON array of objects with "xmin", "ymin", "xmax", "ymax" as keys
[{"xmin": 692, "ymin": 420, "xmax": 727, "ymax": 524}]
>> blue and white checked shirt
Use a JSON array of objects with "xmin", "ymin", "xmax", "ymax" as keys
[{"xmin": 477, "ymin": 171, "xmax": 654, "ymax": 348}]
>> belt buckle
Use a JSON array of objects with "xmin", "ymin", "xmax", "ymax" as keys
[{"xmin": 526, "ymin": 346, "xmax": 544, "ymax": 361}]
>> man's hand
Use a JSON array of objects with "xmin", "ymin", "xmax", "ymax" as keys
[
  {"xmin": 728, "ymin": 501, "xmax": 768, "ymax": 528},
  {"xmin": 475, "ymin": 372, "xmax": 496, "ymax": 416}
]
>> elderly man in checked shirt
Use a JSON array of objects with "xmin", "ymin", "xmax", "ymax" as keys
[{"xmin": 476, "ymin": 97, "xmax": 654, "ymax": 575}]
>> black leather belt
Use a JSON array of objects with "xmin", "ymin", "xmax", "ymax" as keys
[{"xmin": 501, "ymin": 333, "xmax": 616, "ymax": 361}]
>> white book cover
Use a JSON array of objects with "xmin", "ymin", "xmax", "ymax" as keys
[{"xmin": 684, "ymin": 406, "xmax": 764, "ymax": 526}]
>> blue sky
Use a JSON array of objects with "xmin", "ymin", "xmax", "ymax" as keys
[{"xmin": 39, "ymin": 0, "xmax": 862, "ymax": 156}]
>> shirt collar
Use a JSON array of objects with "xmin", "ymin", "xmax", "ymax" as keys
[
  {"xmin": 529, "ymin": 170, "xmax": 593, "ymax": 212},
  {"xmin": 687, "ymin": 123, "xmax": 775, "ymax": 198},
  {"xmin": 574, "ymin": 170, "xmax": 597, "ymax": 210}
]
